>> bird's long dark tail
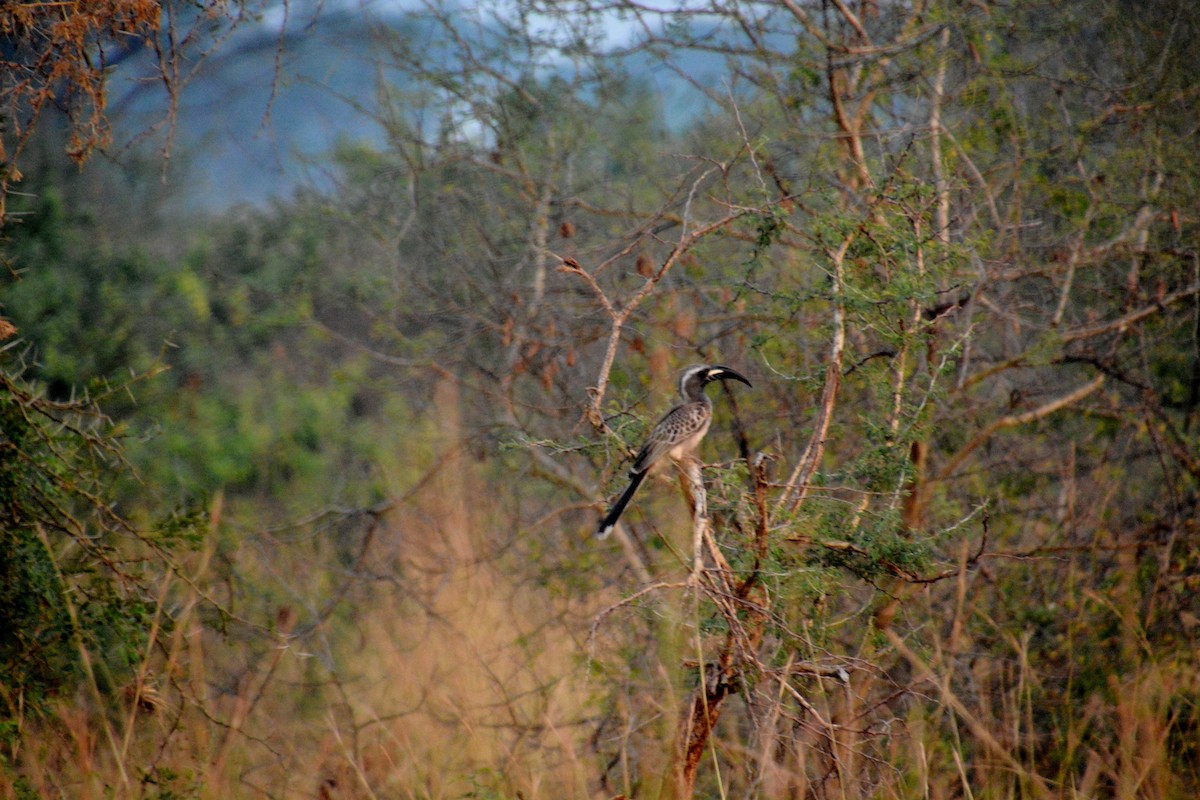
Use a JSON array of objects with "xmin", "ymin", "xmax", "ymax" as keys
[{"xmin": 597, "ymin": 470, "xmax": 647, "ymax": 538}]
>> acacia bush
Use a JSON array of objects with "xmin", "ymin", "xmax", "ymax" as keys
[{"xmin": 0, "ymin": 367, "xmax": 185, "ymax": 723}]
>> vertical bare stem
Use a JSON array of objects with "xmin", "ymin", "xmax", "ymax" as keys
[
  {"xmin": 930, "ymin": 25, "xmax": 952, "ymax": 244},
  {"xmin": 780, "ymin": 237, "xmax": 851, "ymax": 512},
  {"xmin": 686, "ymin": 459, "xmax": 708, "ymax": 579}
]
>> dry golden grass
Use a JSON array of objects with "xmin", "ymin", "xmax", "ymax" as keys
[{"xmin": 5, "ymin": 525, "xmax": 1198, "ymax": 799}]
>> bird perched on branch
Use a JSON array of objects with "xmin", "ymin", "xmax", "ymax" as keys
[{"xmin": 597, "ymin": 364, "xmax": 752, "ymax": 538}]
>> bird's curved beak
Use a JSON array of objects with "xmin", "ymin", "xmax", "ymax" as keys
[{"xmin": 707, "ymin": 366, "xmax": 752, "ymax": 387}]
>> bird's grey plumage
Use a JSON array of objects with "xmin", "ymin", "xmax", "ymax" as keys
[{"xmin": 597, "ymin": 364, "xmax": 751, "ymax": 538}]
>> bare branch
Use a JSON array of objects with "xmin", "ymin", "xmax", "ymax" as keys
[{"xmin": 938, "ymin": 374, "xmax": 1106, "ymax": 482}]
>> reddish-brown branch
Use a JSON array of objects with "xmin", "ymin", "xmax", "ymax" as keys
[
  {"xmin": 560, "ymin": 199, "xmax": 766, "ymax": 431},
  {"xmin": 672, "ymin": 455, "xmax": 771, "ymax": 797}
]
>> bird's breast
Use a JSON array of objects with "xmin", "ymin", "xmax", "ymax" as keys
[{"xmin": 668, "ymin": 416, "xmax": 712, "ymax": 461}]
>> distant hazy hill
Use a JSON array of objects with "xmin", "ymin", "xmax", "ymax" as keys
[
  {"xmin": 105, "ymin": 4, "xmax": 720, "ymax": 209},
  {"xmin": 108, "ymin": 9, "xmax": 397, "ymax": 208}
]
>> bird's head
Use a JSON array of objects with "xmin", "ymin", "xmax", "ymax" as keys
[{"xmin": 678, "ymin": 364, "xmax": 752, "ymax": 398}]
